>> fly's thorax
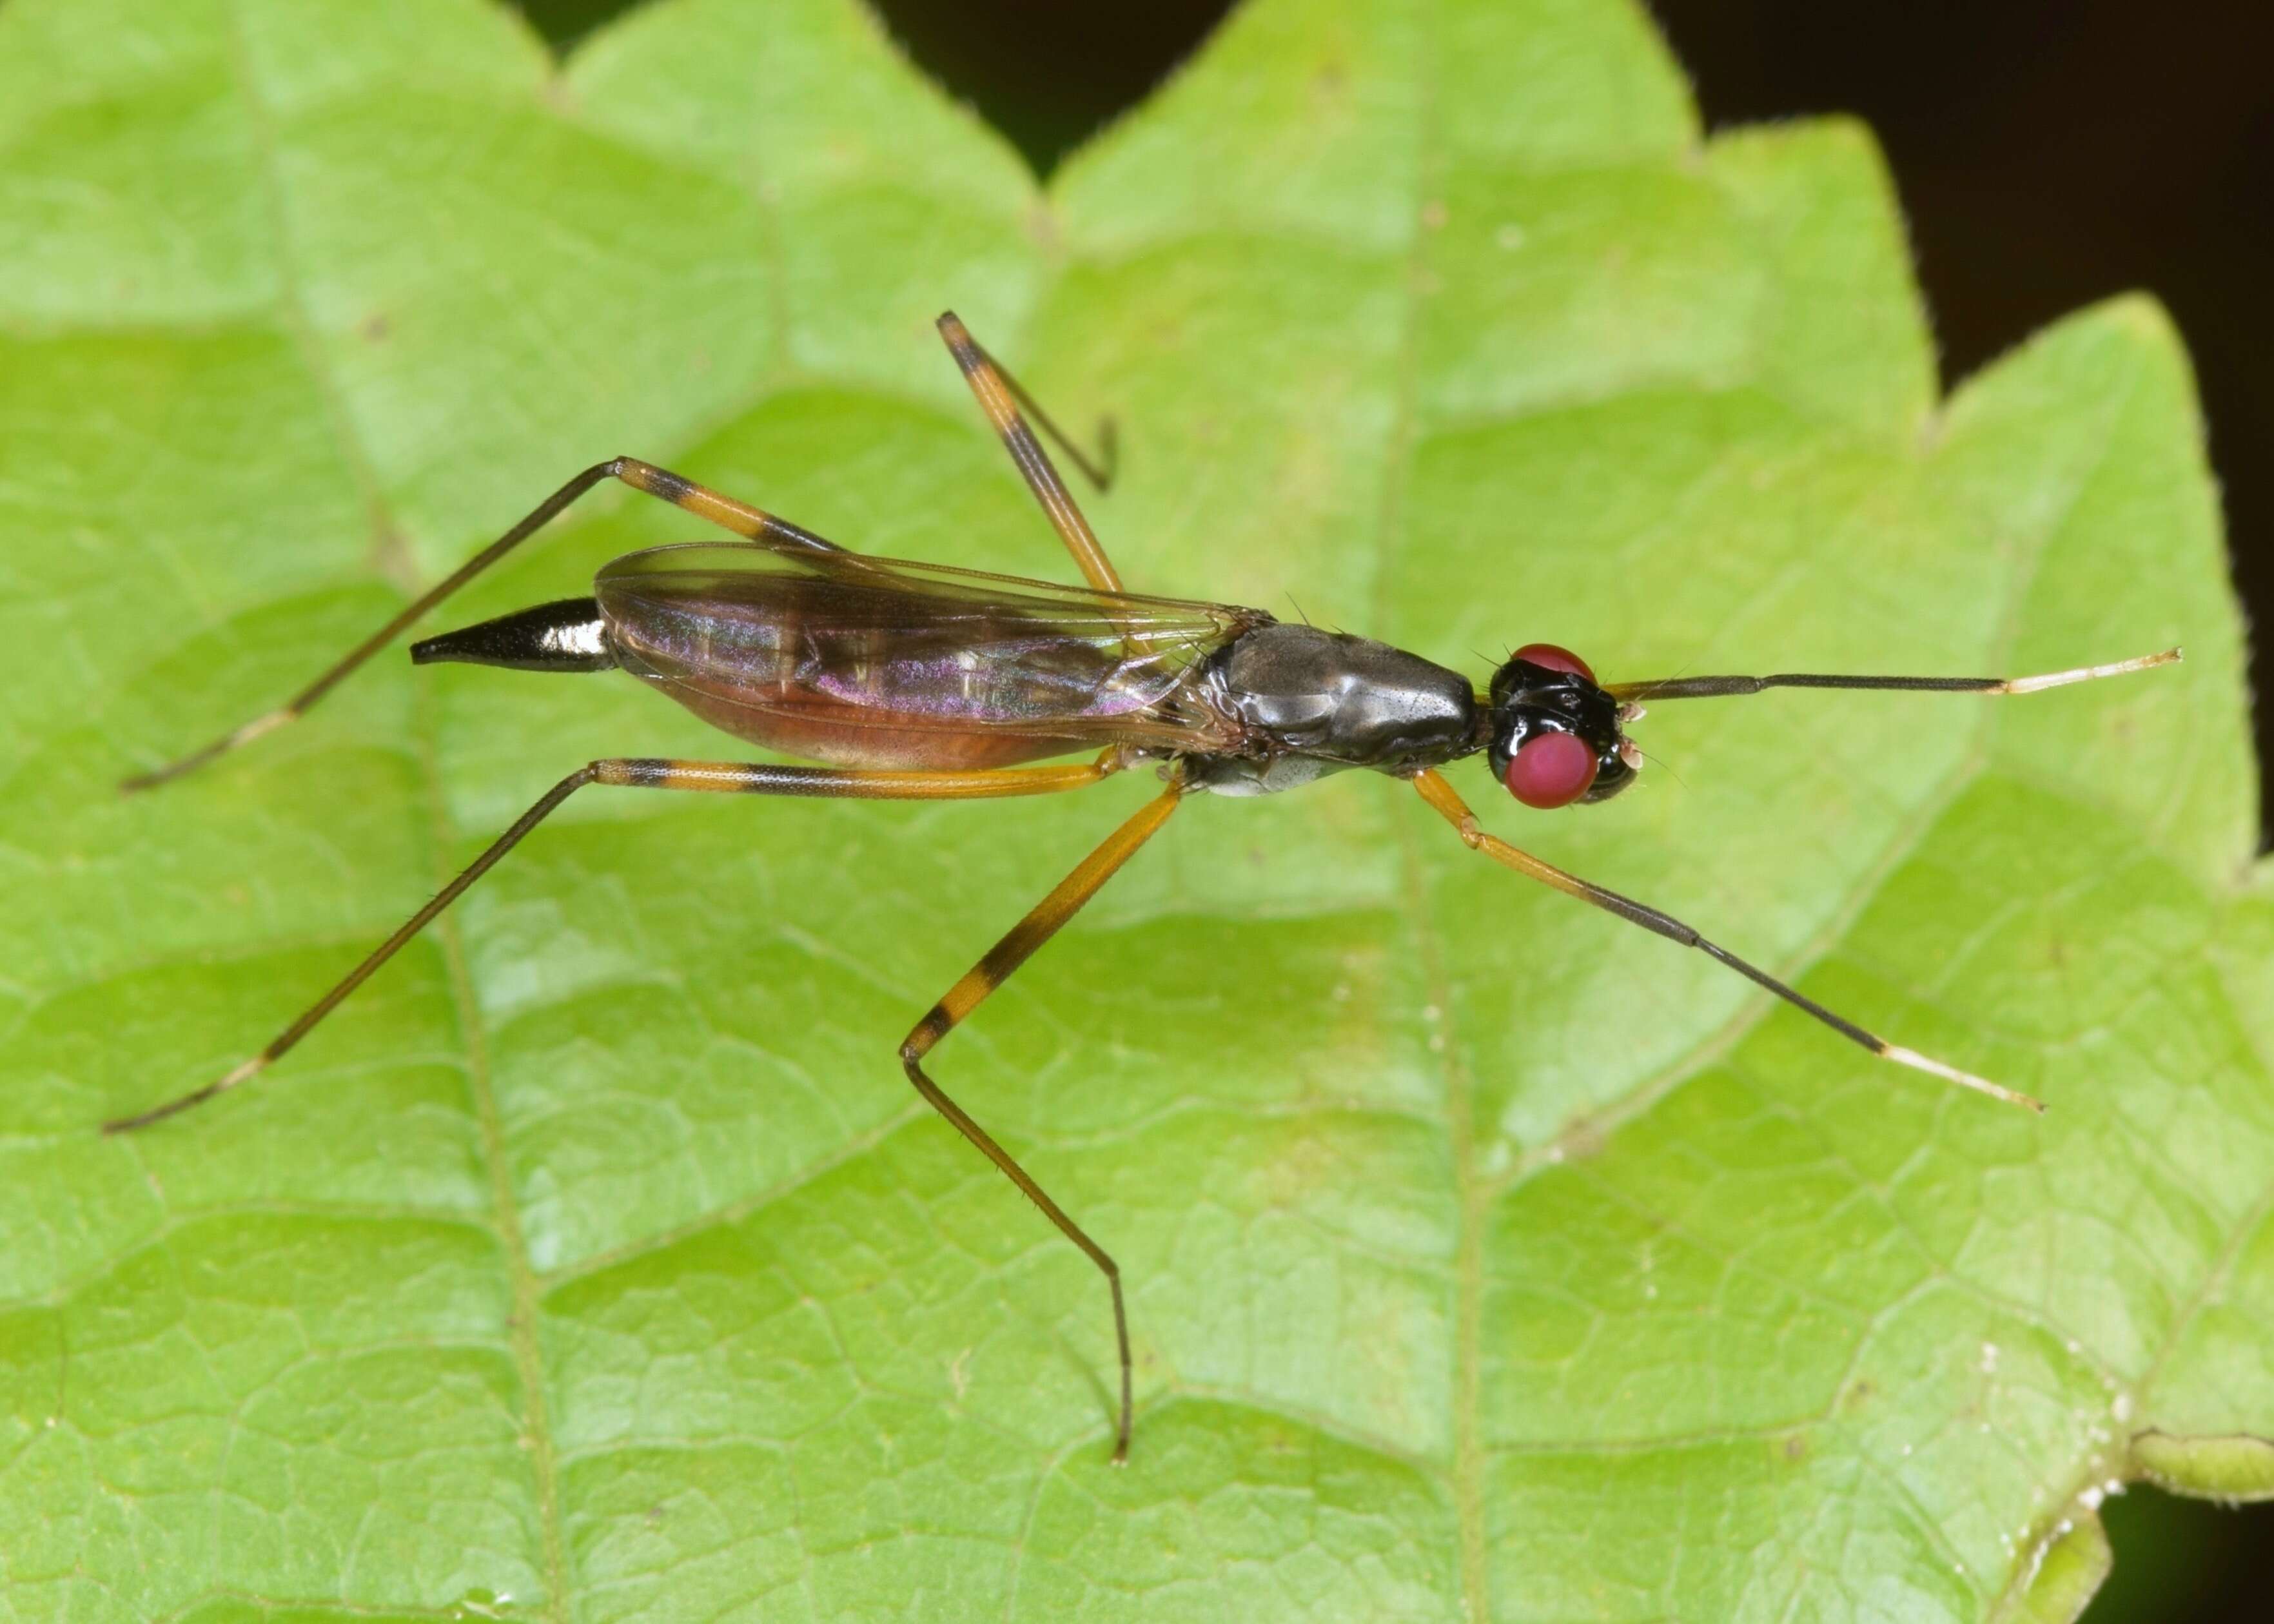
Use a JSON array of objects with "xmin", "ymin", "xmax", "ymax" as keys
[
  {"xmin": 1191, "ymin": 623, "xmax": 1478, "ymax": 792},
  {"xmin": 1181, "ymin": 752, "xmax": 1346, "ymax": 797}
]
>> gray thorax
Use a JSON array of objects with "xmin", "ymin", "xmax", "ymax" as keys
[{"xmin": 1184, "ymin": 623, "xmax": 1478, "ymax": 796}]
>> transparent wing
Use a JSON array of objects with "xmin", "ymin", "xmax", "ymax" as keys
[{"xmin": 595, "ymin": 542, "xmax": 1266, "ymax": 756}]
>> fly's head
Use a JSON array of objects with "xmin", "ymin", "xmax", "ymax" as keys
[{"xmin": 1484, "ymin": 643, "xmax": 1640, "ymax": 808}]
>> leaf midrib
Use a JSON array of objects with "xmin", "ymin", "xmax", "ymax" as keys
[{"xmin": 217, "ymin": 0, "xmax": 572, "ymax": 1609}]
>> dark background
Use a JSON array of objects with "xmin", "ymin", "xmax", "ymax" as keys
[{"xmin": 517, "ymin": 1, "xmax": 2273, "ymax": 1617}]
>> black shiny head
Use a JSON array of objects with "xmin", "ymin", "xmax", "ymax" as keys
[{"xmin": 1484, "ymin": 644, "xmax": 1635, "ymax": 808}]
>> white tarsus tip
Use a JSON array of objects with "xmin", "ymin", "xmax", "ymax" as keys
[
  {"xmin": 231, "ymin": 710, "xmax": 293, "ymax": 747},
  {"xmin": 214, "ymin": 1055, "xmax": 268, "ymax": 1095},
  {"xmin": 1993, "ymin": 647, "xmax": 2181, "ymax": 696},
  {"xmin": 1883, "ymin": 1044, "xmax": 2045, "ymax": 1113}
]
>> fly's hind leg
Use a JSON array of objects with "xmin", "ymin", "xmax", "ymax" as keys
[
  {"xmin": 104, "ymin": 754, "xmax": 1124, "ymax": 1133},
  {"xmin": 900, "ymin": 778, "xmax": 1184, "ymax": 1462},
  {"xmin": 123, "ymin": 457, "xmax": 842, "ymax": 792},
  {"xmin": 936, "ymin": 311, "xmax": 1124, "ymax": 592}
]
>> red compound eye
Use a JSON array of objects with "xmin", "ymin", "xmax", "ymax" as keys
[
  {"xmin": 1504, "ymin": 730, "xmax": 1598, "ymax": 808},
  {"xmin": 1513, "ymin": 642, "xmax": 1594, "ymax": 683}
]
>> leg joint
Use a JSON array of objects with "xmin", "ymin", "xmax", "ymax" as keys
[
  {"xmin": 589, "ymin": 758, "xmax": 672, "ymax": 788},
  {"xmin": 614, "ymin": 458, "xmax": 694, "ymax": 505},
  {"xmin": 551, "ymin": 763, "xmax": 603, "ymax": 797},
  {"xmin": 901, "ymin": 1006, "xmax": 952, "ymax": 1068}
]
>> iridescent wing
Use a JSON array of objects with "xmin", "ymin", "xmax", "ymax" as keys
[{"xmin": 594, "ymin": 542, "xmax": 1270, "ymax": 765}]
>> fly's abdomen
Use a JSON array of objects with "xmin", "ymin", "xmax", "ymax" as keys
[{"xmin": 595, "ymin": 546, "xmax": 1253, "ymax": 770}]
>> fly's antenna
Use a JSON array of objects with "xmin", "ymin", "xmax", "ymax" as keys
[{"xmin": 1604, "ymin": 648, "xmax": 2179, "ymax": 704}]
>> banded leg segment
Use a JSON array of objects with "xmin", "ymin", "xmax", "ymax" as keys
[
  {"xmin": 936, "ymin": 311, "xmax": 1124, "ymax": 593},
  {"xmin": 1407, "ymin": 769, "xmax": 2043, "ymax": 1113},
  {"xmin": 123, "ymin": 456, "xmax": 841, "ymax": 792},
  {"xmin": 901, "ymin": 779, "xmax": 1185, "ymax": 1462},
  {"xmin": 103, "ymin": 754, "xmax": 1122, "ymax": 1133}
]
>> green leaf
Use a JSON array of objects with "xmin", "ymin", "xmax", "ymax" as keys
[{"xmin": 0, "ymin": 0, "xmax": 2262, "ymax": 1618}]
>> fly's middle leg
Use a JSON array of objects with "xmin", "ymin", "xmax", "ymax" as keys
[
  {"xmin": 899, "ymin": 778, "xmax": 1184, "ymax": 1461},
  {"xmin": 936, "ymin": 311, "xmax": 1124, "ymax": 593},
  {"xmin": 103, "ymin": 754, "xmax": 1124, "ymax": 1133}
]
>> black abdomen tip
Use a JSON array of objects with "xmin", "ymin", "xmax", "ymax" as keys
[{"xmin": 411, "ymin": 597, "xmax": 617, "ymax": 672}]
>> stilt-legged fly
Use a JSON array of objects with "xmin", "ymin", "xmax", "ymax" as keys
[{"xmin": 111, "ymin": 311, "xmax": 2178, "ymax": 1461}]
